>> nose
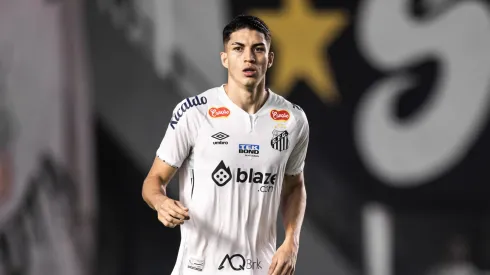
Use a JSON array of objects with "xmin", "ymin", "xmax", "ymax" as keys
[{"xmin": 243, "ymin": 48, "xmax": 256, "ymax": 63}]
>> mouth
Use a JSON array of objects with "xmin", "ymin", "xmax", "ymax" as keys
[{"xmin": 243, "ymin": 68, "xmax": 257, "ymax": 77}]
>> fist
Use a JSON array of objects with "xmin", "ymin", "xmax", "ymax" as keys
[{"xmin": 154, "ymin": 195, "xmax": 190, "ymax": 228}]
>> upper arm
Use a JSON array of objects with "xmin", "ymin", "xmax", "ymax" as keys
[
  {"xmin": 285, "ymin": 110, "xmax": 309, "ymax": 177},
  {"xmin": 146, "ymin": 156, "xmax": 179, "ymax": 185},
  {"xmin": 283, "ymin": 172, "xmax": 305, "ymax": 191},
  {"xmin": 282, "ymin": 109, "xmax": 309, "ymax": 194},
  {"xmin": 150, "ymin": 99, "xmax": 202, "ymax": 183},
  {"xmin": 156, "ymin": 99, "xmax": 201, "ymax": 168}
]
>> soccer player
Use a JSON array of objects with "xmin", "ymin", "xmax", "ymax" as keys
[{"xmin": 142, "ymin": 15, "xmax": 309, "ymax": 275}]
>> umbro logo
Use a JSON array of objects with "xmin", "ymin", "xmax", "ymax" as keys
[{"xmin": 212, "ymin": 132, "xmax": 229, "ymax": 145}]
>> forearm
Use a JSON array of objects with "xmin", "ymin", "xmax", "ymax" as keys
[
  {"xmin": 281, "ymin": 182, "xmax": 307, "ymax": 246},
  {"xmin": 142, "ymin": 175, "xmax": 168, "ymax": 210},
  {"xmin": 142, "ymin": 157, "xmax": 178, "ymax": 210}
]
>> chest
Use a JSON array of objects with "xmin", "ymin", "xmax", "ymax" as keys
[{"xmin": 193, "ymin": 114, "xmax": 296, "ymax": 167}]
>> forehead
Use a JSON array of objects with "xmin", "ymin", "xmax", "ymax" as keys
[{"xmin": 227, "ymin": 28, "xmax": 268, "ymax": 45}]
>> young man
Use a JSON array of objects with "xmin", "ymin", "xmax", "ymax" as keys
[{"xmin": 142, "ymin": 15, "xmax": 309, "ymax": 275}]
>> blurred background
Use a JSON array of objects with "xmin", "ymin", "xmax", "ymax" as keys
[{"xmin": 1, "ymin": 0, "xmax": 490, "ymax": 274}]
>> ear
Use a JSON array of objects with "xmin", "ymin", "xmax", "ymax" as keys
[
  {"xmin": 220, "ymin": 51, "xmax": 228, "ymax": 69},
  {"xmin": 268, "ymin": 51, "xmax": 274, "ymax": 68}
]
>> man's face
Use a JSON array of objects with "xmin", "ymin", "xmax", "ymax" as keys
[{"xmin": 221, "ymin": 28, "xmax": 274, "ymax": 89}]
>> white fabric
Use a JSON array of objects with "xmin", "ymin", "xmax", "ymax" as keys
[{"xmin": 156, "ymin": 85, "xmax": 309, "ymax": 275}]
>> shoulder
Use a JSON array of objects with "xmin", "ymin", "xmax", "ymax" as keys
[
  {"xmin": 168, "ymin": 87, "xmax": 220, "ymax": 130},
  {"xmin": 267, "ymin": 90, "xmax": 308, "ymax": 127}
]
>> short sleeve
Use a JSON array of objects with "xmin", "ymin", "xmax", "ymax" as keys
[
  {"xmin": 285, "ymin": 113, "xmax": 310, "ymax": 176},
  {"xmin": 156, "ymin": 100, "xmax": 200, "ymax": 168}
]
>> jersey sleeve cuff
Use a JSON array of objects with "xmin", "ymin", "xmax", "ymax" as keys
[
  {"xmin": 285, "ymin": 169, "xmax": 303, "ymax": 176},
  {"xmin": 156, "ymin": 152, "xmax": 180, "ymax": 168}
]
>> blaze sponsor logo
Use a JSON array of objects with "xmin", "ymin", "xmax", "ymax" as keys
[
  {"xmin": 236, "ymin": 168, "xmax": 277, "ymax": 189},
  {"xmin": 208, "ymin": 107, "xmax": 231, "ymax": 118},
  {"xmin": 270, "ymin": 109, "xmax": 290, "ymax": 121},
  {"xmin": 211, "ymin": 161, "xmax": 232, "ymax": 186},
  {"xmin": 169, "ymin": 96, "xmax": 207, "ymax": 130},
  {"xmin": 211, "ymin": 161, "xmax": 277, "ymax": 192}
]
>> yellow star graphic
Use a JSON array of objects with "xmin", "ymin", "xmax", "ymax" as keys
[{"xmin": 250, "ymin": 0, "xmax": 348, "ymax": 103}]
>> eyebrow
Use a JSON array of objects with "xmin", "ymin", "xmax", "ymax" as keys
[{"xmin": 230, "ymin": 42, "xmax": 266, "ymax": 47}]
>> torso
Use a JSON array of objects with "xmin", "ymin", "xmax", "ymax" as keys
[{"xmin": 170, "ymin": 85, "xmax": 306, "ymax": 275}]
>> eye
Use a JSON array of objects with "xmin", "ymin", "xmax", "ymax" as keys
[
  {"xmin": 233, "ymin": 47, "xmax": 243, "ymax": 52},
  {"xmin": 255, "ymin": 47, "xmax": 265, "ymax": 52}
]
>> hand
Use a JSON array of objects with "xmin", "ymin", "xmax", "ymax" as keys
[
  {"xmin": 153, "ymin": 194, "xmax": 190, "ymax": 228},
  {"xmin": 268, "ymin": 240, "xmax": 298, "ymax": 275}
]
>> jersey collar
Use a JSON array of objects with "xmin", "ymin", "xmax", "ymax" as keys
[{"xmin": 218, "ymin": 84, "xmax": 274, "ymax": 117}]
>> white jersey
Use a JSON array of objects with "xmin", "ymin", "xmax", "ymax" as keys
[{"xmin": 156, "ymin": 85, "xmax": 309, "ymax": 275}]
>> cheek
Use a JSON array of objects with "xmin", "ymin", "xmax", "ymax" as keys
[
  {"xmin": 229, "ymin": 59, "xmax": 240, "ymax": 71},
  {"xmin": 260, "ymin": 61, "xmax": 269, "ymax": 71},
  {"xmin": 259, "ymin": 57, "xmax": 269, "ymax": 67}
]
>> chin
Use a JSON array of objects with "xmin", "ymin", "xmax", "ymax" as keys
[{"xmin": 242, "ymin": 79, "xmax": 258, "ymax": 89}]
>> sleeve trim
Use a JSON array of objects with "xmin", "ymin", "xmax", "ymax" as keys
[
  {"xmin": 156, "ymin": 154, "xmax": 180, "ymax": 169},
  {"xmin": 285, "ymin": 169, "xmax": 304, "ymax": 177}
]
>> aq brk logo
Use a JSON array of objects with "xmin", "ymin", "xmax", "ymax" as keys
[{"xmin": 218, "ymin": 254, "xmax": 262, "ymax": 271}]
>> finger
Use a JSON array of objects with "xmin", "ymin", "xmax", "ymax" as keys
[
  {"xmin": 173, "ymin": 201, "xmax": 189, "ymax": 215},
  {"xmin": 282, "ymin": 264, "xmax": 292, "ymax": 275},
  {"xmin": 289, "ymin": 266, "xmax": 295, "ymax": 275},
  {"xmin": 169, "ymin": 203, "xmax": 189, "ymax": 218},
  {"xmin": 175, "ymin": 200, "xmax": 189, "ymax": 211},
  {"xmin": 271, "ymin": 261, "xmax": 285, "ymax": 275},
  {"xmin": 165, "ymin": 214, "xmax": 184, "ymax": 225},
  {"xmin": 158, "ymin": 214, "xmax": 166, "ymax": 225},
  {"xmin": 158, "ymin": 208, "xmax": 180, "ymax": 223},
  {"xmin": 176, "ymin": 202, "xmax": 191, "ymax": 220},
  {"xmin": 157, "ymin": 207, "xmax": 168, "ymax": 218},
  {"xmin": 268, "ymin": 257, "xmax": 278, "ymax": 275},
  {"xmin": 158, "ymin": 214, "xmax": 174, "ymax": 227},
  {"xmin": 279, "ymin": 264, "xmax": 288, "ymax": 275},
  {"xmin": 168, "ymin": 209, "xmax": 186, "ymax": 220}
]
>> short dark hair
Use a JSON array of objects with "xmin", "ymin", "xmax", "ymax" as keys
[{"xmin": 223, "ymin": 15, "xmax": 272, "ymax": 46}]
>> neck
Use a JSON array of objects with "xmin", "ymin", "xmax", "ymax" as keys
[{"xmin": 224, "ymin": 79, "xmax": 268, "ymax": 115}]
